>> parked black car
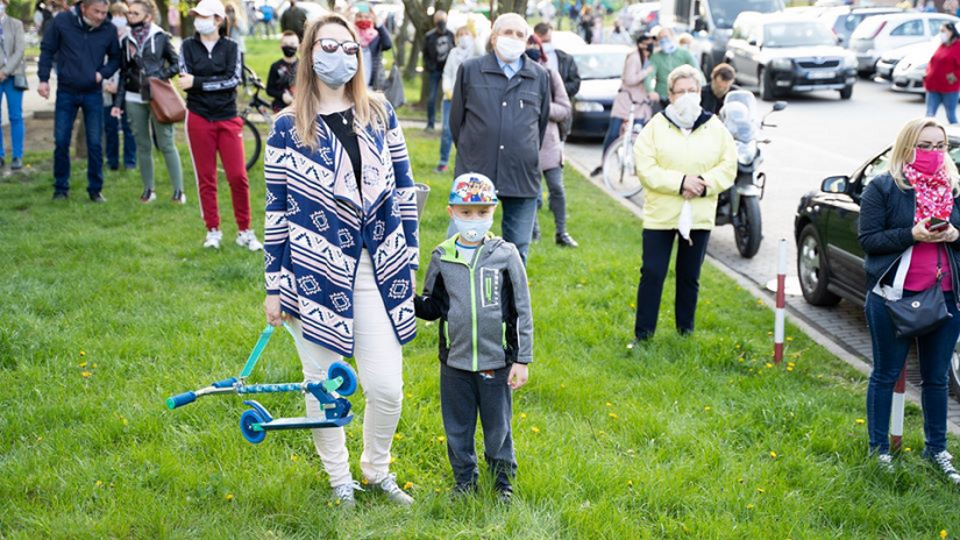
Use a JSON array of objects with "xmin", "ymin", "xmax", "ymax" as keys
[
  {"xmin": 725, "ymin": 13, "xmax": 858, "ymax": 101},
  {"xmin": 793, "ymin": 132, "xmax": 960, "ymax": 395}
]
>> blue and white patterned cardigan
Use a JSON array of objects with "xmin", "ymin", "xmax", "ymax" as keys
[{"xmin": 263, "ymin": 103, "xmax": 419, "ymax": 357}]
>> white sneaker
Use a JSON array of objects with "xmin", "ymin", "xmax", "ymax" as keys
[
  {"xmin": 236, "ymin": 229, "xmax": 263, "ymax": 251},
  {"xmin": 332, "ymin": 480, "xmax": 364, "ymax": 509},
  {"xmin": 203, "ymin": 229, "xmax": 223, "ymax": 249},
  {"xmin": 929, "ymin": 450, "xmax": 960, "ymax": 484},
  {"xmin": 367, "ymin": 473, "xmax": 414, "ymax": 506}
]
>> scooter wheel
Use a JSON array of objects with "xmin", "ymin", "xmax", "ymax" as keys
[
  {"xmin": 328, "ymin": 362, "xmax": 358, "ymax": 397},
  {"xmin": 239, "ymin": 409, "xmax": 267, "ymax": 444}
]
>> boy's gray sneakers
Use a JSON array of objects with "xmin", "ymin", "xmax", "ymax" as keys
[
  {"xmin": 367, "ymin": 473, "xmax": 414, "ymax": 506},
  {"xmin": 928, "ymin": 450, "xmax": 960, "ymax": 484},
  {"xmin": 332, "ymin": 480, "xmax": 363, "ymax": 509}
]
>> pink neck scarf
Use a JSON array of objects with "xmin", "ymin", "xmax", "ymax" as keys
[{"xmin": 905, "ymin": 163, "xmax": 954, "ymax": 223}]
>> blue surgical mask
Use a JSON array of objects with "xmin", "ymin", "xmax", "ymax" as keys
[
  {"xmin": 660, "ymin": 38, "xmax": 677, "ymax": 54},
  {"xmin": 453, "ymin": 216, "xmax": 493, "ymax": 243},
  {"xmin": 313, "ymin": 49, "xmax": 358, "ymax": 89}
]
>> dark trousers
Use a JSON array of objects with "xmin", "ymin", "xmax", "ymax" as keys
[
  {"xmin": 865, "ymin": 290, "xmax": 960, "ymax": 454},
  {"xmin": 440, "ymin": 363, "xmax": 516, "ymax": 487},
  {"xmin": 635, "ymin": 229, "xmax": 711, "ymax": 340},
  {"xmin": 426, "ymin": 70, "xmax": 442, "ymax": 129},
  {"xmin": 500, "ymin": 196, "xmax": 539, "ymax": 265},
  {"xmin": 103, "ymin": 104, "xmax": 136, "ymax": 169},
  {"xmin": 54, "ymin": 89, "xmax": 105, "ymax": 195}
]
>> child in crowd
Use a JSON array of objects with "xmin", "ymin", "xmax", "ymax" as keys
[
  {"xmin": 266, "ymin": 30, "xmax": 299, "ymax": 113},
  {"xmin": 415, "ymin": 173, "xmax": 534, "ymax": 500}
]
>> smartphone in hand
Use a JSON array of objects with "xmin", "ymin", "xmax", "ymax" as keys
[{"xmin": 930, "ymin": 217, "xmax": 949, "ymax": 232}]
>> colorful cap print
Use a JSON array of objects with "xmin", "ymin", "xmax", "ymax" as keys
[{"xmin": 448, "ymin": 173, "xmax": 498, "ymax": 206}]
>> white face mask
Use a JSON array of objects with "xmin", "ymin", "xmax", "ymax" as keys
[
  {"xmin": 542, "ymin": 42, "xmax": 555, "ymax": 54},
  {"xmin": 453, "ymin": 216, "xmax": 493, "ymax": 242},
  {"xmin": 495, "ymin": 35, "xmax": 526, "ymax": 62},
  {"xmin": 671, "ymin": 91, "xmax": 702, "ymax": 124},
  {"xmin": 113, "ymin": 17, "xmax": 127, "ymax": 31},
  {"xmin": 942, "ymin": 32, "xmax": 952, "ymax": 44},
  {"xmin": 194, "ymin": 17, "xmax": 217, "ymax": 35},
  {"xmin": 458, "ymin": 35, "xmax": 474, "ymax": 51}
]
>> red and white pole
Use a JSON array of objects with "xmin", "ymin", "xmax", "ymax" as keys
[
  {"xmin": 890, "ymin": 362, "xmax": 908, "ymax": 452},
  {"xmin": 774, "ymin": 238, "xmax": 787, "ymax": 364}
]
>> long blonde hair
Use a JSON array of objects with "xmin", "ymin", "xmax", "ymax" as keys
[
  {"xmin": 291, "ymin": 14, "xmax": 388, "ymax": 152},
  {"xmin": 889, "ymin": 117, "xmax": 960, "ymax": 191}
]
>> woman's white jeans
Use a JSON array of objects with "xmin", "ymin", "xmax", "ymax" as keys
[{"xmin": 287, "ymin": 250, "xmax": 404, "ymax": 487}]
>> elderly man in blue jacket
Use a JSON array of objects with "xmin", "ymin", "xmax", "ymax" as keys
[
  {"xmin": 450, "ymin": 13, "xmax": 551, "ymax": 264},
  {"xmin": 38, "ymin": 0, "xmax": 121, "ymax": 202}
]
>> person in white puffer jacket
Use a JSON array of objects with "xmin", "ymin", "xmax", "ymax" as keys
[{"xmin": 434, "ymin": 24, "xmax": 478, "ymax": 173}]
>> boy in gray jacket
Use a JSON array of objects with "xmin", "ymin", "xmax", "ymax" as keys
[{"xmin": 415, "ymin": 173, "xmax": 534, "ymax": 500}]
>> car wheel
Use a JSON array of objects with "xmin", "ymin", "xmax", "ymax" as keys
[
  {"xmin": 839, "ymin": 85, "xmax": 854, "ymax": 100},
  {"xmin": 759, "ymin": 68, "xmax": 776, "ymax": 102},
  {"xmin": 797, "ymin": 223, "xmax": 842, "ymax": 307}
]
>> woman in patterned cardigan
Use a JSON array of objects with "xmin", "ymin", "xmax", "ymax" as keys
[{"xmin": 263, "ymin": 14, "xmax": 419, "ymax": 509}]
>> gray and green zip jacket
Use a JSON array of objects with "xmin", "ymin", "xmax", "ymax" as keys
[{"xmin": 414, "ymin": 235, "xmax": 534, "ymax": 371}]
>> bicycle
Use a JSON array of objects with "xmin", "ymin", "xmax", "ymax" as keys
[
  {"xmin": 239, "ymin": 65, "xmax": 275, "ymax": 172},
  {"xmin": 601, "ymin": 91, "xmax": 648, "ymax": 203}
]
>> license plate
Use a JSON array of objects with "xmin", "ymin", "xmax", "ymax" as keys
[{"xmin": 807, "ymin": 71, "xmax": 836, "ymax": 80}]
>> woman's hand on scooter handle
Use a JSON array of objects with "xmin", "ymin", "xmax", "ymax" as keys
[{"xmin": 264, "ymin": 294, "xmax": 287, "ymax": 327}]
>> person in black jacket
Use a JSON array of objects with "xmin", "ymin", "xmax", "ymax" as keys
[
  {"xmin": 38, "ymin": 0, "xmax": 121, "ymax": 202},
  {"xmin": 859, "ymin": 117, "xmax": 960, "ymax": 480},
  {"xmin": 421, "ymin": 10, "xmax": 453, "ymax": 130},
  {"xmin": 113, "ymin": 0, "xmax": 184, "ymax": 204},
  {"xmin": 279, "ymin": 0, "xmax": 306, "ymax": 39},
  {"xmin": 700, "ymin": 63, "xmax": 740, "ymax": 116},
  {"xmin": 266, "ymin": 30, "xmax": 299, "ymax": 112},
  {"xmin": 533, "ymin": 22, "xmax": 580, "ymax": 101},
  {"xmin": 179, "ymin": 0, "xmax": 262, "ymax": 252}
]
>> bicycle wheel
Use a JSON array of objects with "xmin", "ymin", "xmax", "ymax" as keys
[
  {"xmin": 602, "ymin": 136, "xmax": 645, "ymax": 202},
  {"xmin": 242, "ymin": 116, "xmax": 262, "ymax": 172}
]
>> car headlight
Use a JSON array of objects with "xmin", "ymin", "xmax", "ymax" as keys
[
  {"xmin": 737, "ymin": 140, "xmax": 758, "ymax": 166},
  {"xmin": 914, "ymin": 63, "xmax": 928, "ymax": 73},
  {"xmin": 574, "ymin": 101, "xmax": 604, "ymax": 113},
  {"xmin": 843, "ymin": 55, "xmax": 857, "ymax": 69},
  {"xmin": 769, "ymin": 58, "xmax": 792, "ymax": 70}
]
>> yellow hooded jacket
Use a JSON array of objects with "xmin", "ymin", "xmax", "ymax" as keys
[{"xmin": 633, "ymin": 112, "xmax": 738, "ymax": 231}]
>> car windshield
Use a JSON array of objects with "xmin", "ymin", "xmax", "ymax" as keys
[
  {"xmin": 572, "ymin": 51, "xmax": 629, "ymax": 79},
  {"xmin": 710, "ymin": 0, "xmax": 783, "ymax": 29},
  {"xmin": 763, "ymin": 21, "xmax": 836, "ymax": 47}
]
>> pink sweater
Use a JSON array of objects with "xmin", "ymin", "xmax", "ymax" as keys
[{"xmin": 904, "ymin": 242, "xmax": 953, "ymax": 292}]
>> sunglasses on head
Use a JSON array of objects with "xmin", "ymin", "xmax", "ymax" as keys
[{"xmin": 315, "ymin": 38, "xmax": 360, "ymax": 55}]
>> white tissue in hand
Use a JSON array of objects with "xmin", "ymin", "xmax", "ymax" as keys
[{"xmin": 679, "ymin": 201, "xmax": 693, "ymax": 244}]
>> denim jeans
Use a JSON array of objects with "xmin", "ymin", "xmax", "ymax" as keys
[
  {"xmin": 635, "ymin": 229, "xmax": 711, "ymax": 340},
  {"xmin": 926, "ymin": 91, "xmax": 959, "ymax": 125},
  {"xmin": 0, "ymin": 78, "xmax": 24, "ymax": 159},
  {"xmin": 865, "ymin": 290, "xmax": 960, "ymax": 455},
  {"xmin": 499, "ymin": 196, "xmax": 539, "ymax": 266},
  {"xmin": 440, "ymin": 363, "xmax": 516, "ymax": 487},
  {"xmin": 439, "ymin": 99, "xmax": 453, "ymax": 166},
  {"xmin": 54, "ymin": 89, "xmax": 105, "ymax": 194},
  {"xmin": 103, "ymin": 103, "xmax": 136, "ymax": 169},
  {"xmin": 426, "ymin": 70, "xmax": 442, "ymax": 129}
]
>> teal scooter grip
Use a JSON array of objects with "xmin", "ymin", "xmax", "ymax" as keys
[{"xmin": 166, "ymin": 392, "xmax": 197, "ymax": 410}]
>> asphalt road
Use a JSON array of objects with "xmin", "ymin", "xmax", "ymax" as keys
[{"xmin": 565, "ymin": 79, "xmax": 931, "ymax": 289}]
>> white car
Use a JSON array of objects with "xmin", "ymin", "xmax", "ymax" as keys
[
  {"xmin": 848, "ymin": 12, "xmax": 958, "ymax": 75},
  {"xmin": 874, "ymin": 37, "xmax": 937, "ymax": 81},
  {"xmin": 552, "ymin": 31, "xmax": 588, "ymax": 51},
  {"xmin": 891, "ymin": 42, "xmax": 936, "ymax": 94}
]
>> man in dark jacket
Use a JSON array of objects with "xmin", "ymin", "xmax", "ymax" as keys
[
  {"xmin": 279, "ymin": 0, "xmax": 306, "ymax": 39},
  {"xmin": 38, "ymin": 0, "xmax": 121, "ymax": 202},
  {"xmin": 450, "ymin": 13, "xmax": 551, "ymax": 264},
  {"xmin": 700, "ymin": 63, "xmax": 740, "ymax": 115},
  {"xmin": 533, "ymin": 22, "xmax": 580, "ymax": 100},
  {"xmin": 421, "ymin": 10, "xmax": 453, "ymax": 130}
]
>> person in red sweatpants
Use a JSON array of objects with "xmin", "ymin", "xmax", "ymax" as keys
[{"xmin": 179, "ymin": 0, "xmax": 262, "ymax": 251}]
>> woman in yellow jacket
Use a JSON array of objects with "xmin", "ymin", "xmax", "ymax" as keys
[{"xmin": 632, "ymin": 65, "xmax": 737, "ymax": 342}]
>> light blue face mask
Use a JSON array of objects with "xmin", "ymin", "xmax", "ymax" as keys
[
  {"xmin": 453, "ymin": 216, "xmax": 493, "ymax": 243},
  {"xmin": 660, "ymin": 38, "xmax": 677, "ymax": 54},
  {"xmin": 313, "ymin": 50, "xmax": 358, "ymax": 89}
]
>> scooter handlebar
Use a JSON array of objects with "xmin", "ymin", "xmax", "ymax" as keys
[{"xmin": 166, "ymin": 391, "xmax": 197, "ymax": 410}]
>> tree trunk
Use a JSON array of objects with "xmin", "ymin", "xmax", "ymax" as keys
[
  {"xmin": 497, "ymin": 0, "xmax": 528, "ymax": 16},
  {"xmin": 155, "ymin": 0, "xmax": 169, "ymax": 31}
]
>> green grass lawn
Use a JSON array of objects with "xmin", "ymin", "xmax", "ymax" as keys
[{"xmin": 3, "ymin": 127, "xmax": 960, "ymax": 537}]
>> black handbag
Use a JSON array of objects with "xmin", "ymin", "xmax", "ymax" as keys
[{"xmin": 883, "ymin": 247, "xmax": 952, "ymax": 339}]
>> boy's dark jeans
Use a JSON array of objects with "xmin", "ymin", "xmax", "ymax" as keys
[{"xmin": 440, "ymin": 363, "xmax": 517, "ymax": 487}]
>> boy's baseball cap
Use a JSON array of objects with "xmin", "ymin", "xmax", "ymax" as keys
[
  {"xmin": 449, "ymin": 173, "xmax": 498, "ymax": 206},
  {"xmin": 191, "ymin": 0, "xmax": 226, "ymax": 19}
]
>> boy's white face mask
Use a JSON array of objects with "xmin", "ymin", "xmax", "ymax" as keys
[{"xmin": 453, "ymin": 216, "xmax": 493, "ymax": 242}]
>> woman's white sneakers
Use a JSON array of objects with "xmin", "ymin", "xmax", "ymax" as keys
[
  {"xmin": 366, "ymin": 473, "xmax": 415, "ymax": 506},
  {"xmin": 929, "ymin": 450, "xmax": 960, "ymax": 484},
  {"xmin": 203, "ymin": 229, "xmax": 223, "ymax": 249},
  {"xmin": 332, "ymin": 480, "xmax": 363, "ymax": 509},
  {"xmin": 236, "ymin": 229, "xmax": 263, "ymax": 251}
]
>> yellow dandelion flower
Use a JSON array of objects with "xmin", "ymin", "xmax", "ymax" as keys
[
  {"xmin": 225, "ymin": 493, "xmax": 234, "ymax": 501},
  {"xmin": 560, "ymin": 383, "xmax": 566, "ymax": 389},
  {"xmin": 362, "ymin": 478, "xmax": 370, "ymax": 485},
  {"xmin": 786, "ymin": 337, "xmax": 794, "ymax": 342},
  {"xmin": 394, "ymin": 433, "xmax": 404, "ymax": 441},
  {"xmin": 746, "ymin": 503, "xmax": 754, "ymax": 509},
  {"xmin": 437, "ymin": 436, "xmax": 446, "ymax": 443},
  {"xmin": 291, "ymin": 454, "xmax": 300, "ymax": 463},
  {"xmin": 787, "ymin": 367, "xmax": 794, "ymax": 372},
  {"xmin": 627, "ymin": 480, "xmax": 634, "ymax": 487},
  {"xmin": 121, "ymin": 417, "xmax": 128, "ymax": 426},
  {"xmin": 757, "ymin": 487, "xmax": 765, "ymax": 494},
  {"xmin": 79, "ymin": 362, "xmax": 87, "ymax": 368},
  {"xmin": 855, "ymin": 418, "xmax": 866, "ymax": 425},
  {"xmin": 765, "ymin": 363, "xmax": 774, "ymax": 369},
  {"xmin": 405, "ymin": 392, "xmax": 413, "ymax": 399},
  {"xmin": 597, "ymin": 430, "xmax": 605, "ymax": 436},
  {"xmin": 770, "ymin": 451, "xmax": 778, "ymax": 460},
  {"xmin": 787, "ymin": 362, "xmax": 796, "ymax": 368},
  {"xmin": 940, "ymin": 530, "xmax": 948, "ymax": 540},
  {"xmin": 81, "ymin": 371, "xmax": 92, "ymax": 378},
  {"xmin": 605, "ymin": 402, "xmax": 613, "ymax": 407},
  {"xmin": 905, "ymin": 447, "xmax": 913, "ymax": 453},
  {"xmin": 403, "ymin": 482, "xmax": 414, "ymax": 490},
  {"xmin": 531, "ymin": 426, "xmax": 541, "ymax": 433},
  {"xmin": 629, "ymin": 303, "xmax": 636, "ymax": 309},
  {"xmin": 608, "ymin": 412, "xmax": 619, "ymax": 420},
  {"xmin": 92, "ymin": 363, "xmax": 97, "ymax": 369},
  {"xmin": 95, "ymin": 480, "xmax": 103, "ymax": 488},
  {"xmin": 389, "ymin": 457, "xmax": 397, "ymax": 464},
  {"xmin": 79, "ymin": 351, "xmax": 86, "ymax": 357},
  {"xmin": 704, "ymin": 406, "xmax": 712, "ymax": 412},
  {"xmin": 36, "ymin": 436, "xmax": 43, "ymax": 442},
  {"xmin": 520, "ymin": 413, "xmax": 528, "ymax": 420}
]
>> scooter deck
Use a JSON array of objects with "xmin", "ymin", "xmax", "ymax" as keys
[{"xmin": 259, "ymin": 415, "xmax": 353, "ymax": 430}]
